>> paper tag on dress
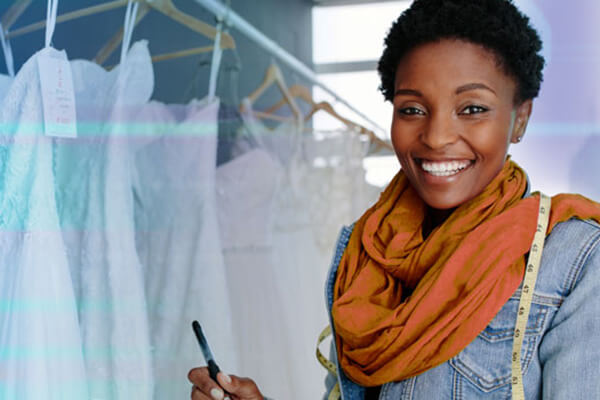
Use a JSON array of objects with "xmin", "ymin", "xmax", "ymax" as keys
[{"xmin": 37, "ymin": 47, "xmax": 77, "ymax": 138}]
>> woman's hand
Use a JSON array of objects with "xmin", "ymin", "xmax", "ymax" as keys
[{"xmin": 188, "ymin": 367, "xmax": 264, "ymax": 400}]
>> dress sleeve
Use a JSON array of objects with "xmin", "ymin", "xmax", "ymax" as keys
[{"xmin": 539, "ymin": 229, "xmax": 600, "ymax": 398}]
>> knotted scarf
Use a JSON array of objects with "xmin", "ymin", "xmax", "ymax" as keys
[{"xmin": 332, "ymin": 159, "xmax": 600, "ymax": 386}]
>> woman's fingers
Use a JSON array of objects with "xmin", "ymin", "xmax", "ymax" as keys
[
  {"xmin": 188, "ymin": 367, "xmax": 264, "ymax": 400},
  {"xmin": 188, "ymin": 367, "xmax": 229, "ymax": 400},
  {"xmin": 191, "ymin": 384, "xmax": 213, "ymax": 400},
  {"xmin": 216, "ymin": 372, "xmax": 263, "ymax": 400}
]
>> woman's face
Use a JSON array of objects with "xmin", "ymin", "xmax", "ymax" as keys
[{"xmin": 391, "ymin": 39, "xmax": 532, "ymax": 210}]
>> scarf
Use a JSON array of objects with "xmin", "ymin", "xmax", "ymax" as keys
[{"xmin": 332, "ymin": 159, "xmax": 600, "ymax": 386}]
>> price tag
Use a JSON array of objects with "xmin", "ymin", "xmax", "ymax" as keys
[{"xmin": 37, "ymin": 47, "xmax": 77, "ymax": 138}]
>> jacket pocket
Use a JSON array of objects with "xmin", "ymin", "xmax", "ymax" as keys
[{"xmin": 449, "ymin": 298, "xmax": 549, "ymax": 393}]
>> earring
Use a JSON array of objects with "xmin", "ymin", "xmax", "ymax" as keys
[{"xmin": 516, "ymin": 136, "xmax": 522, "ymax": 143}]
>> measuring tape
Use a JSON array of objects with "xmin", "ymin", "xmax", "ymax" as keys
[
  {"xmin": 511, "ymin": 192, "xmax": 551, "ymax": 399},
  {"xmin": 317, "ymin": 325, "xmax": 341, "ymax": 400},
  {"xmin": 316, "ymin": 193, "xmax": 551, "ymax": 400}
]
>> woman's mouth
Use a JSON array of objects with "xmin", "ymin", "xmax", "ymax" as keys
[{"xmin": 418, "ymin": 159, "xmax": 473, "ymax": 177}]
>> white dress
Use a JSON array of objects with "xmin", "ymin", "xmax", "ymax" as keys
[
  {"xmin": 216, "ymin": 147, "xmax": 297, "ymax": 399},
  {"xmin": 132, "ymin": 98, "xmax": 238, "ymax": 400},
  {"xmin": 0, "ymin": 73, "xmax": 14, "ymax": 103},
  {"xmin": 235, "ymin": 106, "xmax": 328, "ymax": 399},
  {"xmin": 53, "ymin": 40, "xmax": 154, "ymax": 399},
  {"xmin": 0, "ymin": 49, "xmax": 87, "ymax": 399},
  {"xmin": 238, "ymin": 104, "xmax": 380, "ymax": 399}
]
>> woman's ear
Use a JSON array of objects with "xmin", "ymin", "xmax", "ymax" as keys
[{"xmin": 511, "ymin": 99, "xmax": 533, "ymax": 143}]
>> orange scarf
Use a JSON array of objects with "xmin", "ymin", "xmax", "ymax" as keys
[{"xmin": 332, "ymin": 159, "xmax": 600, "ymax": 386}]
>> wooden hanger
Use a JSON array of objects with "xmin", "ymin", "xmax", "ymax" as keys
[
  {"xmin": 94, "ymin": 2, "xmax": 150, "ymax": 64},
  {"xmin": 243, "ymin": 63, "xmax": 302, "ymax": 123},
  {"xmin": 307, "ymin": 101, "xmax": 393, "ymax": 152},
  {"xmin": 265, "ymin": 84, "xmax": 357, "ymax": 128},
  {"xmin": 1, "ymin": 0, "xmax": 32, "ymax": 31},
  {"xmin": 95, "ymin": 0, "xmax": 236, "ymax": 64},
  {"xmin": 265, "ymin": 83, "xmax": 393, "ymax": 151},
  {"xmin": 7, "ymin": 0, "xmax": 128, "ymax": 38},
  {"xmin": 143, "ymin": 0, "xmax": 234, "ymax": 47},
  {"xmin": 264, "ymin": 83, "xmax": 312, "ymax": 115},
  {"xmin": 5, "ymin": 0, "xmax": 236, "ymax": 55},
  {"xmin": 151, "ymin": 44, "xmax": 213, "ymax": 63}
]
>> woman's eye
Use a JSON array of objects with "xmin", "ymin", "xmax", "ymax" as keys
[
  {"xmin": 398, "ymin": 107, "xmax": 425, "ymax": 116},
  {"xmin": 460, "ymin": 105, "xmax": 488, "ymax": 115}
]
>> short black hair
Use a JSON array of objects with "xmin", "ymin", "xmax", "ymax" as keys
[{"xmin": 377, "ymin": 0, "xmax": 545, "ymax": 104}]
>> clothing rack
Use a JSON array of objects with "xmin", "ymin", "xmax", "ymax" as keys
[{"xmin": 193, "ymin": 0, "xmax": 388, "ymax": 137}]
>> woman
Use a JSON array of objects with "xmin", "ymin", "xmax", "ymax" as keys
[{"xmin": 189, "ymin": 0, "xmax": 600, "ymax": 398}]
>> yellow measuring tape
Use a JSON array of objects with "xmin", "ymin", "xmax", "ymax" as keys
[
  {"xmin": 316, "ymin": 193, "xmax": 551, "ymax": 400},
  {"xmin": 511, "ymin": 192, "xmax": 551, "ymax": 399},
  {"xmin": 317, "ymin": 325, "xmax": 341, "ymax": 400}
]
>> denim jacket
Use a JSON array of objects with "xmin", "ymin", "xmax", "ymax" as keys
[{"xmin": 323, "ymin": 218, "xmax": 600, "ymax": 399}]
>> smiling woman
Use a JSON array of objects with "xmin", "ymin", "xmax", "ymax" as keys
[
  {"xmin": 187, "ymin": 1, "xmax": 600, "ymax": 399},
  {"xmin": 390, "ymin": 39, "xmax": 532, "ymax": 212}
]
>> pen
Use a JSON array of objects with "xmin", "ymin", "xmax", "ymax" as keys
[{"xmin": 192, "ymin": 320, "xmax": 222, "ymax": 383}]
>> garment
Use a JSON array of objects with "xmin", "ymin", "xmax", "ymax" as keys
[
  {"xmin": 132, "ymin": 98, "xmax": 238, "ymax": 400},
  {"xmin": 54, "ymin": 40, "xmax": 154, "ymax": 399},
  {"xmin": 236, "ymin": 104, "xmax": 381, "ymax": 400},
  {"xmin": 216, "ymin": 147, "xmax": 296, "ymax": 399},
  {"xmin": 0, "ymin": 73, "xmax": 14, "ymax": 103},
  {"xmin": 0, "ymin": 49, "xmax": 87, "ymax": 398},
  {"xmin": 298, "ymin": 129, "xmax": 380, "ymax": 259},
  {"xmin": 235, "ymin": 106, "xmax": 323, "ymax": 399},
  {"xmin": 323, "ymin": 217, "xmax": 600, "ymax": 399}
]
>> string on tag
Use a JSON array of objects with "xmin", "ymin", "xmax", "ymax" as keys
[
  {"xmin": 45, "ymin": 0, "xmax": 59, "ymax": 48},
  {"xmin": 0, "ymin": 23, "xmax": 15, "ymax": 76},
  {"xmin": 121, "ymin": 0, "xmax": 139, "ymax": 64}
]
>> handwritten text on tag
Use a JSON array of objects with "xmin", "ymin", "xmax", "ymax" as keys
[{"xmin": 37, "ymin": 48, "xmax": 77, "ymax": 138}]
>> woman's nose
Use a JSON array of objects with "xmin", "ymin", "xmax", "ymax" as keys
[{"xmin": 420, "ymin": 113, "xmax": 459, "ymax": 149}]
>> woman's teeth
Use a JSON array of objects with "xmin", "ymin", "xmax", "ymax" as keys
[{"xmin": 420, "ymin": 160, "xmax": 472, "ymax": 176}]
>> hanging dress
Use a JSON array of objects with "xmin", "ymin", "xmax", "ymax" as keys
[
  {"xmin": 53, "ymin": 40, "xmax": 155, "ymax": 399},
  {"xmin": 0, "ymin": 74, "xmax": 14, "ymax": 103},
  {"xmin": 132, "ymin": 98, "xmax": 238, "ymax": 399},
  {"xmin": 237, "ymin": 102, "xmax": 328, "ymax": 399},
  {"xmin": 0, "ymin": 47, "xmax": 87, "ymax": 399},
  {"xmin": 299, "ymin": 128, "xmax": 380, "ymax": 262},
  {"xmin": 216, "ymin": 145, "xmax": 298, "ymax": 399},
  {"xmin": 238, "ymin": 102, "xmax": 382, "ymax": 399}
]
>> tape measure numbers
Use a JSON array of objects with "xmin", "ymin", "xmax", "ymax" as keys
[{"xmin": 511, "ymin": 192, "xmax": 551, "ymax": 399}]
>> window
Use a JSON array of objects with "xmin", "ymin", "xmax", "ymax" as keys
[{"xmin": 312, "ymin": 1, "xmax": 410, "ymax": 186}]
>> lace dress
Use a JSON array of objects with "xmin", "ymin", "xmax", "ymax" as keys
[
  {"xmin": 53, "ymin": 40, "xmax": 154, "ymax": 399},
  {"xmin": 0, "ymin": 73, "xmax": 14, "ymax": 103},
  {"xmin": 239, "ymin": 104, "xmax": 380, "ymax": 399},
  {"xmin": 0, "ymin": 49, "xmax": 87, "ymax": 399},
  {"xmin": 132, "ymin": 99, "xmax": 238, "ymax": 400},
  {"xmin": 216, "ymin": 147, "xmax": 297, "ymax": 399}
]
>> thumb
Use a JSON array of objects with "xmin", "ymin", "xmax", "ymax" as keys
[{"xmin": 217, "ymin": 372, "xmax": 263, "ymax": 400}]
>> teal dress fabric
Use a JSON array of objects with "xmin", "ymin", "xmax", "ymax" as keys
[
  {"xmin": 0, "ymin": 48, "xmax": 87, "ymax": 399},
  {"xmin": 53, "ymin": 41, "xmax": 154, "ymax": 399}
]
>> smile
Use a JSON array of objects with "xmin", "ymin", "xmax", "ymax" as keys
[{"xmin": 418, "ymin": 159, "xmax": 473, "ymax": 177}]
